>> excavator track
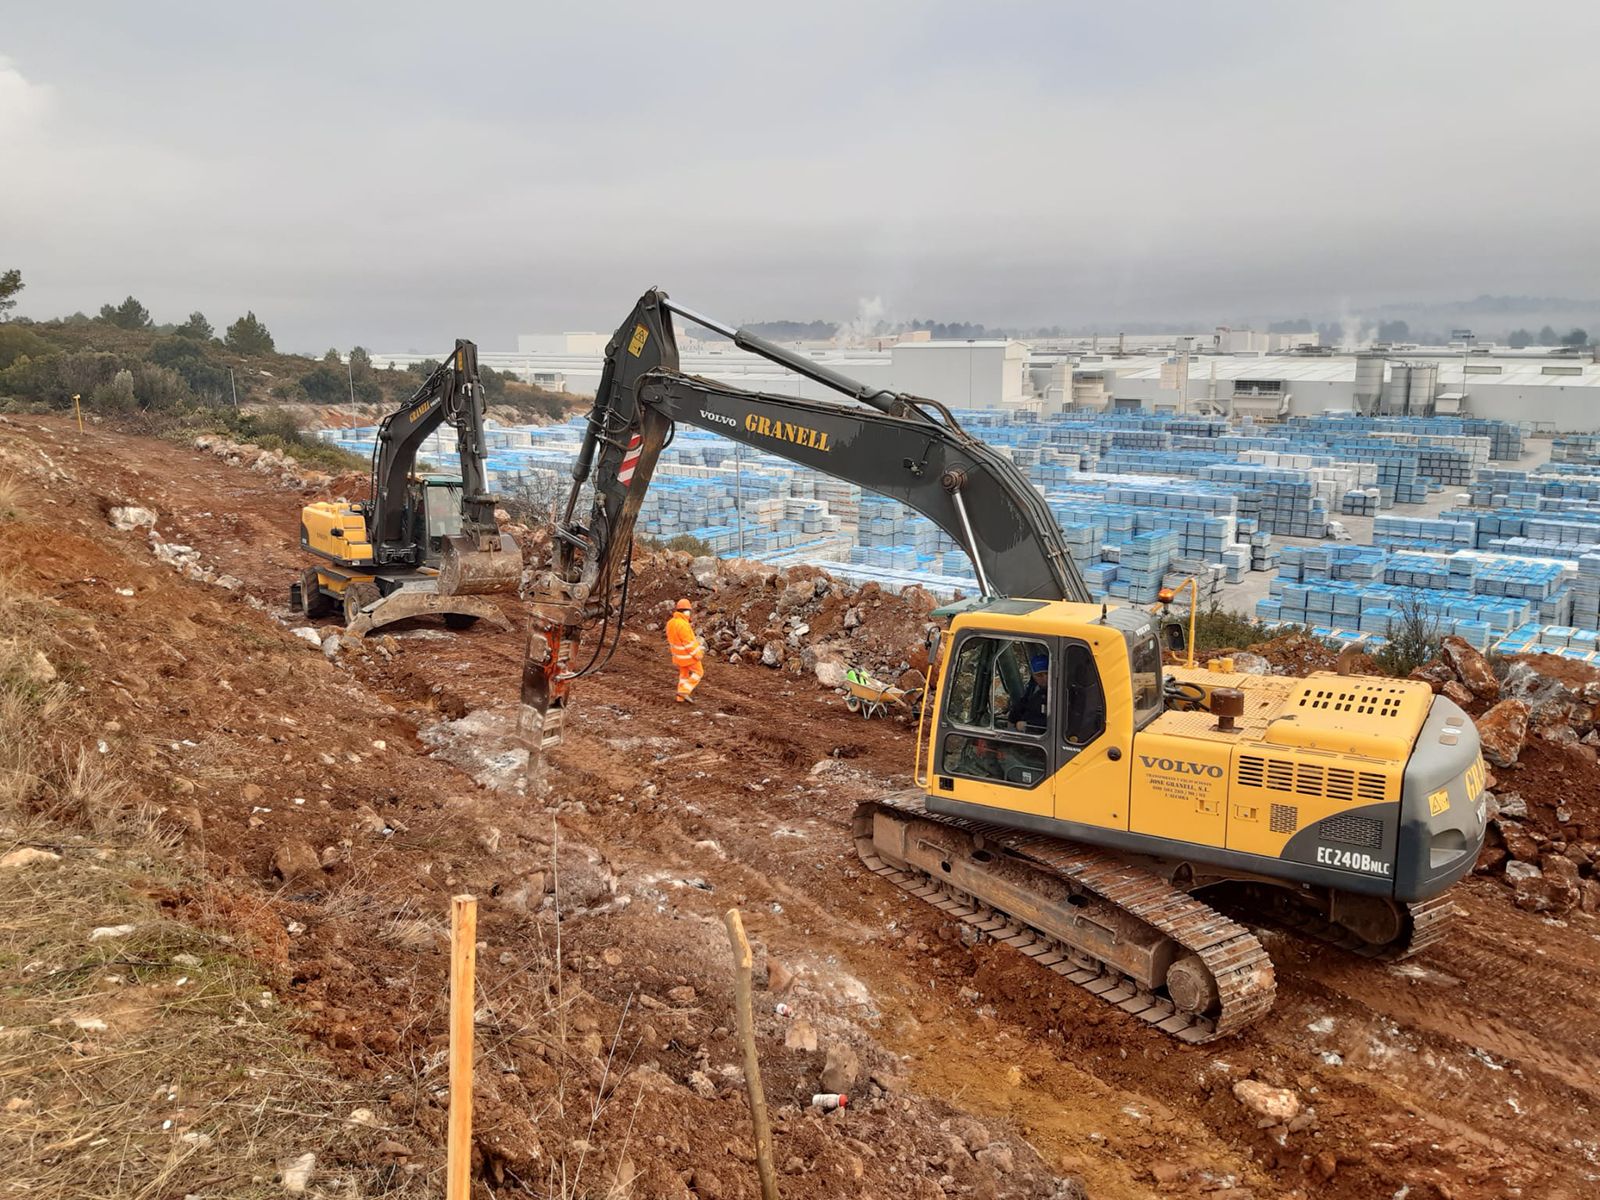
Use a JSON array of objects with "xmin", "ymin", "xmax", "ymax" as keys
[
  {"xmin": 1226, "ymin": 885, "xmax": 1457, "ymax": 962},
  {"xmin": 855, "ymin": 794, "xmax": 1277, "ymax": 1043}
]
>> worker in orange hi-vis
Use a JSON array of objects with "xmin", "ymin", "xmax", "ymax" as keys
[{"xmin": 666, "ymin": 598, "xmax": 705, "ymax": 704}]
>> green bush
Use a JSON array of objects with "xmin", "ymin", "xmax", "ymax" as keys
[
  {"xmin": 90, "ymin": 369, "xmax": 137, "ymax": 413},
  {"xmin": 1372, "ymin": 597, "xmax": 1442, "ymax": 677},
  {"xmin": 0, "ymin": 325, "xmax": 49, "ymax": 370}
]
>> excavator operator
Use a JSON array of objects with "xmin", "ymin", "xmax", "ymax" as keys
[
  {"xmin": 1009, "ymin": 653, "xmax": 1050, "ymax": 732},
  {"xmin": 666, "ymin": 599, "xmax": 705, "ymax": 704}
]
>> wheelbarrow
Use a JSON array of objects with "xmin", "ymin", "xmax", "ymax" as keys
[{"xmin": 843, "ymin": 667, "xmax": 924, "ymax": 719}]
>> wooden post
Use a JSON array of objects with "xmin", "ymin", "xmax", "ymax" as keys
[
  {"xmin": 724, "ymin": 908, "xmax": 780, "ymax": 1200},
  {"xmin": 72, "ymin": 393, "xmax": 83, "ymax": 435},
  {"xmin": 447, "ymin": 895, "xmax": 477, "ymax": 1200}
]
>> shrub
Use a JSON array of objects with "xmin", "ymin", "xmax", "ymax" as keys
[
  {"xmin": 1372, "ymin": 596, "xmax": 1442, "ymax": 677},
  {"xmin": 0, "ymin": 325, "xmax": 49, "ymax": 370},
  {"xmin": 90, "ymin": 369, "xmax": 137, "ymax": 413}
]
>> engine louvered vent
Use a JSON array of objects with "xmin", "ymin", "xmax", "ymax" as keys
[
  {"xmin": 1297, "ymin": 683, "xmax": 1405, "ymax": 719},
  {"xmin": 1320, "ymin": 814, "xmax": 1382, "ymax": 848},
  {"xmin": 1237, "ymin": 755, "xmax": 1387, "ymax": 803}
]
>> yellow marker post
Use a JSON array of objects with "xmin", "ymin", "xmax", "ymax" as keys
[
  {"xmin": 446, "ymin": 895, "xmax": 477, "ymax": 1200},
  {"xmin": 72, "ymin": 393, "xmax": 83, "ymax": 434}
]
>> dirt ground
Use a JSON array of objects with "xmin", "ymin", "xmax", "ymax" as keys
[{"xmin": 5, "ymin": 412, "xmax": 1600, "ymax": 1200}]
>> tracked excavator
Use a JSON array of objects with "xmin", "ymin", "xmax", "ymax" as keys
[
  {"xmin": 521, "ymin": 290, "xmax": 1488, "ymax": 1041},
  {"xmin": 292, "ymin": 341, "xmax": 520, "ymax": 635}
]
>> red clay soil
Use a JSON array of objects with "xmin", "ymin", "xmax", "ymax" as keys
[{"xmin": 6, "ymin": 412, "xmax": 1600, "ymax": 1200}]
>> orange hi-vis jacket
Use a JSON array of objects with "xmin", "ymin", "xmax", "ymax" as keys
[
  {"xmin": 666, "ymin": 611, "xmax": 705, "ymax": 699},
  {"xmin": 666, "ymin": 612, "xmax": 704, "ymax": 668}
]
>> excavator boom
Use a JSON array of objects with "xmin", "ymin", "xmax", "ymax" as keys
[{"xmin": 520, "ymin": 288, "xmax": 1087, "ymax": 757}]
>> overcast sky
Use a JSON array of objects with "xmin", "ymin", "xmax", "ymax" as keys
[{"xmin": 3, "ymin": 2, "xmax": 1597, "ymax": 352}]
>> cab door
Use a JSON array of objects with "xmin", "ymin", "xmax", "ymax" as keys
[
  {"xmin": 1050, "ymin": 634, "xmax": 1135, "ymax": 833},
  {"xmin": 931, "ymin": 632, "xmax": 1058, "ymax": 820}
]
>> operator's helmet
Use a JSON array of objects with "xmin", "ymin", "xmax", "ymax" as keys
[
  {"xmin": 675, "ymin": 598, "xmax": 693, "ymax": 612},
  {"xmin": 1030, "ymin": 653, "xmax": 1049, "ymax": 674}
]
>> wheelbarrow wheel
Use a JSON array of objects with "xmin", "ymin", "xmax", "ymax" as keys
[{"xmin": 844, "ymin": 694, "xmax": 861, "ymax": 714}]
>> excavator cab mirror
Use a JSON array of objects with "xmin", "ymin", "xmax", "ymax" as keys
[{"xmin": 1162, "ymin": 617, "xmax": 1188, "ymax": 654}]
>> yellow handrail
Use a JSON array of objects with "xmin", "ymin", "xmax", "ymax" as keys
[
  {"xmin": 1177, "ymin": 576, "xmax": 1199, "ymax": 668},
  {"xmin": 913, "ymin": 630, "xmax": 951, "ymax": 788}
]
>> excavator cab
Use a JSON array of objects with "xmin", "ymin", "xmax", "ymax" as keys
[{"xmin": 409, "ymin": 476, "xmax": 466, "ymax": 564}]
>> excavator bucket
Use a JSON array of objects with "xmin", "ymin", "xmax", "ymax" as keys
[
  {"xmin": 344, "ymin": 587, "xmax": 513, "ymax": 637},
  {"xmin": 438, "ymin": 533, "xmax": 523, "ymax": 596}
]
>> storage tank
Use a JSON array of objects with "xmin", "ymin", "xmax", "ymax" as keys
[
  {"xmin": 1353, "ymin": 353, "xmax": 1385, "ymax": 415},
  {"xmin": 1383, "ymin": 362, "xmax": 1439, "ymax": 415}
]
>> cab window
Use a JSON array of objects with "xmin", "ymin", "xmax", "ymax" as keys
[
  {"xmin": 425, "ymin": 483, "xmax": 464, "ymax": 541},
  {"xmin": 1062, "ymin": 641, "xmax": 1107, "ymax": 753},
  {"xmin": 1125, "ymin": 628, "xmax": 1163, "ymax": 727},
  {"xmin": 940, "ymin": 635, "xmax": 1050, "ymax": 788},
  {"xmin": 944, "ymin": 637, "xmax": 1050, "ymax": 732}
]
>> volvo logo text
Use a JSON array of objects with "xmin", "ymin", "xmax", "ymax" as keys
[{"xmin": 1139, "ymin": 755, "xmax": 1225, "ymax": 778}]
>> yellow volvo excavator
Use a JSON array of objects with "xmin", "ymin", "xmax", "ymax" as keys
[
  {"xmin": 521, "ymin": 290, "xmax": 1487, "ymax": 1041},
  {"xmin": 292, "ymin": 341, "xmax": 520, "ymax": 635}
]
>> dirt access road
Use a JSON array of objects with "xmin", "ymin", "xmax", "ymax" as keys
[{"xmin": 6, "ymin": 413, "xmax": 1599, "ymax": 1200}]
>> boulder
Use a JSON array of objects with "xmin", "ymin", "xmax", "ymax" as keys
[
  {"xmin": 272, "ymin": 839, "xmax": 323, "ymax": 883},
  {"xmin": 109, "ymin": 505, "xmax": 156, "ymax": 531},
  {"xmin": 761, "ymin": 641, "xmax": 785, "ymax": 668},
  {"xmin": 813, "ymin": 655, "xmax": 847, "ymax": 690},
  {"xmin": 1476, "ymin": 699, "xmax": 1531, "ymax": 768},
  {"xmin": 1511, "ymin": 855, "xmax": 1582, "ymax": 914},
  {"xmin": 280, "ymin": 1151, "xmax": 316, "ymax": 1195},
  {"xmin": 1410, "ymin": 663, "xmax": 1455, "ymax": 693},
  {"xmin": 1440, "ymin": 636, "xmax": 1499, "ymax": 701},
  {"xmin": 690, "ymin": 556, "xmax": 721, "ymax": 588},
  {"xmin": 23, "ymin": 651, "xmax": 56, "ymax": 685},
  {"xmin": 1231, "ymin": 1079, "xmax": 1300, "ymax": 1124},
  {"xmin": 0, "ymin": 847, "xmax": 61, "ymax": 869},
  {"xmin": 1500, "ymin": 822, "xmax": 1540, "ymax": 865},
  {"xmin": 1230, "ymin": 651, "xmax": 1270, "ymax": 676},
  {"xmin": 1441, "ymin": 680, "xmax": 1475, "ymax": 709},
  {"xmin": 1496, "ymin": 792, "xmax": 1529, "ymax": 819},
  {"xmin": 776, "ymin": 580, "xmax": 814, "ymax": 614},
  {"xmin": 820, "ymin": 1042, "xmax": 862, "ymax": 1094}
]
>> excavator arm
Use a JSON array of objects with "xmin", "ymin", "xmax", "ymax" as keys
[
  {"xmin": 368, "ymin": 340, "xmax": 499, "ymax": 567},
  {"xmin": 520, "ymin": 288, "xmax": 1088, "ymax": 766}
]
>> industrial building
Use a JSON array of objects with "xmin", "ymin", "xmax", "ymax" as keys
[{"xmin": 373, "ymin": 334, "xmax": 1600, "ymax": 431}]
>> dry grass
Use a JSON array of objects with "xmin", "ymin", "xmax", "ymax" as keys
[{"xmin": 0, "ymin": 552, "xmax": 433, "ymax": 1199}]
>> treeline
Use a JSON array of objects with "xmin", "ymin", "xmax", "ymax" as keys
[
  {"xmin": 1268, "ymin": 315, "xmax": 1591, "ymax": 349},
  {"xmin": 0, "ymin": 271, "xmax": 570, "ymax": 426}
]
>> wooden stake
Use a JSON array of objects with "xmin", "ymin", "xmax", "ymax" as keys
[
  {"xmin": 447, "ymin": 895, "xmax": 478, "ymax": 1200},
  {"xmin": 724, "ymin": 908, "xmax": 780, "ymax": 1200},
  {"xmin": 72, "ymin": 393, "xmax": 83, "ymax": 435}
]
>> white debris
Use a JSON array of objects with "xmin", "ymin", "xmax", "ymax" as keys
[
  {"xmin": 109, "ymin": 505, "xmax": 157, "ymax": 531},
  {"xmin": 71, "ymin": 1016, "xmax": 109, "ymax": 1033},
  {"xmin": 290, "ymin": 628, "xmax": 323, "ymax": 647},
  {"xmin": 280, "ymin": 1151, "xmax": 316, "ymax": 1195},
  {"xmin": 88, "ymin": 924, "xmax": 137, "ymax": 942},
  {"xmin": 0, "ymin": 848, "xmax": 61, "ymax": 870}
]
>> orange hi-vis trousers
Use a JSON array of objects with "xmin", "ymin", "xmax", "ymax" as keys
[{"xmin": 666, "ymin": 613, "xmax": 704, "ymax": 700}]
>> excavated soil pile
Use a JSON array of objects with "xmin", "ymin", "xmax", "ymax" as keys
[
  {"xmin": 8, "ymin": 411, "xmax": 1600, "ymax": 1200},
  {"xmin": 625, "ymin": 552, "xmax": 943, "ymax": 694}
]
